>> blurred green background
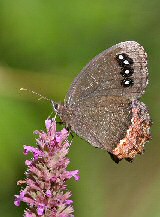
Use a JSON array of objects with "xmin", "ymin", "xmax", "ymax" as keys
[{"xmin": 0, "ymin": 0, "xmax": 160, "ymax": 217}]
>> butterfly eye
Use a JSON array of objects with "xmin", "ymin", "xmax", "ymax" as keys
[
  {"xmin": 121, "ymin": 78, "xmax": 134, "ymax": 87},
  {"xmin": 120, "ymin": 68, "xmax": 134, "ymax": 77}
]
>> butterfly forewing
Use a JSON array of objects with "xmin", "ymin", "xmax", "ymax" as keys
[{"xmin": 65, "ymin": 41, "xmax": 148, "ymax": 106}]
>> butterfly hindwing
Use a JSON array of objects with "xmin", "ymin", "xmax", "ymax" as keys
[{"xmin": 64, "ymin": 96, "xmax": 132, "ymax": 152}]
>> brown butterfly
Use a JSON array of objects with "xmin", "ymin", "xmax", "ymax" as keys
[{"xmin": 53, "ymin": 41, "xmax": 151, "ymax": 163}]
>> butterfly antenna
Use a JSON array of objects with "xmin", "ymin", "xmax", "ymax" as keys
[
  {"xmin": 20, "ymin": 88, "xmax": 52, "ymax": 102},
  {"xmin": 20, "ymin": 88, "xmax": 59, "ymax": 112}
]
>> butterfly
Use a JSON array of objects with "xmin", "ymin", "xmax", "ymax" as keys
[{"xmin": 53, "ymin": 41, "xmax": 152, "ymax": 163}]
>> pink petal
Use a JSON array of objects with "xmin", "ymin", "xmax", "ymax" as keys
[{"xmin": 37, "ymin": 204, "xmax": 45, "ymax": 216}]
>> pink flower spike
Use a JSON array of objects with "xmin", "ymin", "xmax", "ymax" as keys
[{"xmin": 15, "ymin": 118, "xmax": 80, "ymax": 216}]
